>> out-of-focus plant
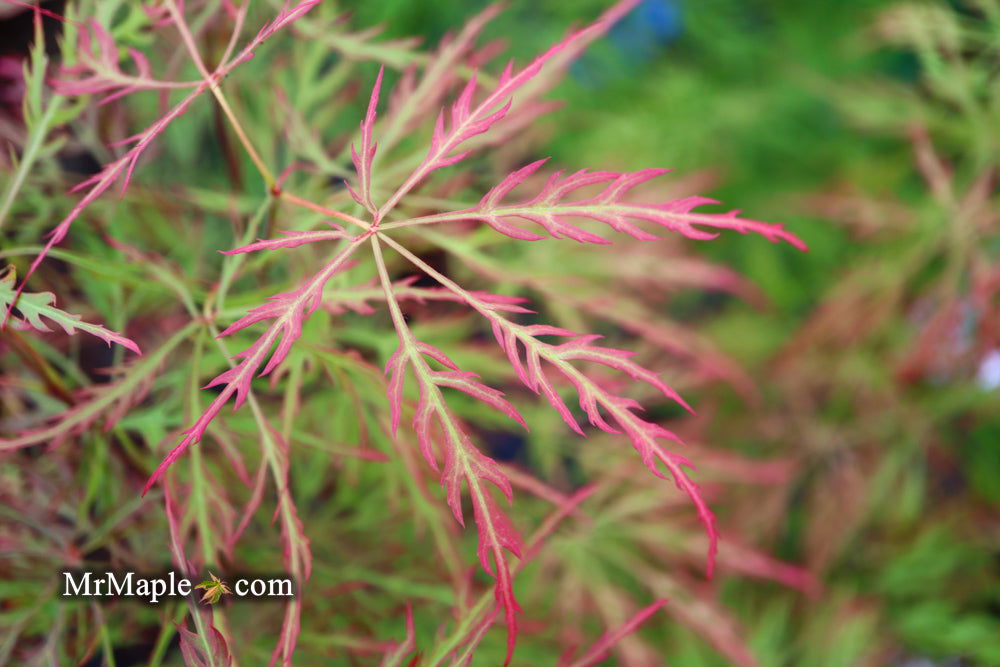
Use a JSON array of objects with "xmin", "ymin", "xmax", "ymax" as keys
[
  {"xmin": 0, "ymin": 1, "xmax": 812, "ymax": 665},
  {"xmin": 687, "ymin": 1, "xmax": 1000, "ymax": 664}
]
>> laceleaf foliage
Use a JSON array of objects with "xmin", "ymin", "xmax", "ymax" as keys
[{"xmin": 0, "ymin": 1, "xmax": 811, "ymax": 665}]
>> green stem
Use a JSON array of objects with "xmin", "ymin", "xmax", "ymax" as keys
[
  {"xmin": 0, "ymin": 98, "xmax": 62, "ymax": 231},
  {"xmin": 166, "ymin": 0, "xmax": 275, "ymax": 189}
]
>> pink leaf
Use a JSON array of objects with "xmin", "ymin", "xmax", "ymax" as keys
[
  {"xmin": 143, "ymin": 238, "xmax": 363, "ymax": 495},
  {"xmin": 379, "ymin": 314, "xmax": 524, "ymax": 660},
  {"xmin": 412, "ymin": 270, "xmax": 719, "ymax": 575},
  {"xmin": 459, "ymin": 162, "xmax": 809, "ymax": 247},
  {"xmin": 562, "ymin": 599, "xmax": 667, "ymax": 667},
  {"xmin": 0, "ymin": 275, "xmax": 140, "ymax": 354},
  {"xmin": 177, "ymin": 620, "xmax": 233, "ymax": 667},
  {"xmin": 385, "ymin": 348, "xmax": 408, "ymax": 437},
  {"xmin": 378, "ymin": 6, "xmax": 637, "ymax": 216},
  {"xmin": 221, "ymin": 225, "xmax": 348, "ymax": 254},
  {"xmin": 379, "ymin": 604, "xmax": 416, "ymax": 667},
  {"xmin": 8, "ymin": 1, "xmax": 320, "ymax": 322},
  {"xmin": 349, "ymin": 66, "xmax": 384, "ymax": 215},
  {"xmin": 433, "ymin": 371, "xmax": 528, "ymax": 429},
  {"xmin": 50, "ymin": 19, "xmax": 199, "ymax": 103}
]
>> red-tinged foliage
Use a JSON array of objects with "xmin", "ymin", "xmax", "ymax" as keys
[
  {"xmin": 383, "ymin": 5, "xmax": 505, "ymax": 152},
  {"xmin": 0, "ymin": 266, "xmax": 140, "ymax": 354},
  {"xmin": 0, "ymin": 320, "xmax": 190, "ymax": 453},
  {"xmin": 2, "ymin": 1, "xmax": 814, "ymax": 663},
  {"xmin": 380, "ymin": 235, "xmax": 721, "ymax": 576},
  {"xmin": 219, "ymin": 223, "xmax": 348, "ymax": 254},
  {"xmin": 1, "ymin": 0, "xmax": 73, "ymax": 24},
  {"xmin": 348, "ymin": 66, "xmax": 384, "ymax": 215},
  {"xmin": 560, "ymin": 599, "xmax": 668, "ymax": 667},
  {"xmin": 379, "ymin": 604, "xmax": 417, "ymax": 667},
  {"xmin": 377, "ymin": 4, "xmax": 640, "ymax": 216},
  {"xmin": 386, "ymin": 159, "xmax": 808, "ymax": 248},
  {"xmin": 143, "ymin": 238, "xmax": 365, "ymax": 495},
  {"xmin": 244, "ymin": 0, "xmax": 322, "ymax": 50},
  {"xmin": 0, "ymin": 365, "xmax": 151, "ymax": 451},
  {"xmin": 176, "ymin": 620, "xmax": 233, "ymax": 667},
  {"xmin": 4, "ymin": 0, "xmax": 321, "ymax": 325},
  {"xmin": 716, "ymin": 540, "xmax": 821, "ymax": 596},
  {"xmin": 376, "ymin": 236, "xmax": 524, "ymax": 662},
  {"xmin": 52, "ymin": 19, "xmax": 198, "ymax": 105}
]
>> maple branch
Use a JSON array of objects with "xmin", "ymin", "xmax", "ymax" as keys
[
  {"xmin": 371, "ymin": 234, "xmax": 522, "ymax": 664},
  {"xmin": 166, "ymin": 0, "xmax": 274, "ymax": 188},
  {"xmin": 5, "ymin": 0, "xmax": 321, "ymax": 322},
  {"xmin": 143, "ymin": 234, "xmax": 368, "ymax": 495},
  {"xmin": 347, "ymin": 66, "xmax": 384, "ymax": 217},
  {"xmin": 381, "ymin": 161, "xmax": 806, "ymax": 249},
  {"xmin": 280, "ymin": 191, "xmax": 372, "ymax": 232},
  {"xmin": 375, "ymin": 21, "xmax": 611, "ymax": 220},
  {"xmin": 377, "ymin": 232, "xmax": 718, "ymax": 575}
]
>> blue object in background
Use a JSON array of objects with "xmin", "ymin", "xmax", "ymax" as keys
[
  {"xmin": 610, "ymin": 0, "xmax": 683, "ymax": 65},
  {"xmin": 571, "ymin": 0, "xmax": 683, "ymax": 87}
]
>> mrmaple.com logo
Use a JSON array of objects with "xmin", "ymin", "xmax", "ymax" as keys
[{"xmin": 61, "ymin": 571, "xmax": 293, "ymax": 604}]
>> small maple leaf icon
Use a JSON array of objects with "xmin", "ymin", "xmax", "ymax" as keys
[{"xmin": 194, "ymin": 572, "xmax": 232, "ymax": 604}]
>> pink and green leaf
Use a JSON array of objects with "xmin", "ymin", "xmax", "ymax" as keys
[
  {"xmin": 143, "ymin": 238, "xmax": 365, "ymax": 495},
  {"xmin": 348, "ymin": 65, "xmax": 384, "ymax": 215},
  {"xmin": 0, "ymin": 265, "xmax": 139, "ymax": 354}
]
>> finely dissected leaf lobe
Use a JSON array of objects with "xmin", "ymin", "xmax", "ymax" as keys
[{"xmin": 0, "ymin": 266, "xmax": 140, "ymax": 353}]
